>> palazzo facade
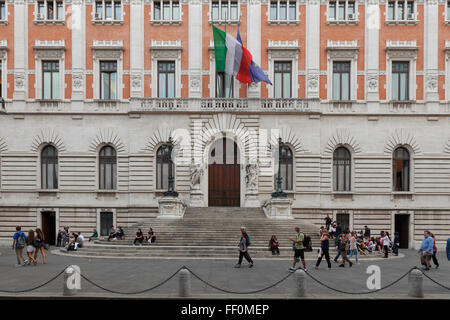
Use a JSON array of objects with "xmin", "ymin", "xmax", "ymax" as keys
[{"xmin": 0, "ymin": 0, "xmax": 450, "ymax": 249}]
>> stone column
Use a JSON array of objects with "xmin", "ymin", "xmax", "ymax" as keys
[
  {"xmin": 305, "ymin": 0, "xmax": 320, "ymax": 98},
  {"xmin": 71, "ymin": 0, "xmax": 86, "ymax": 111},
  {"xmin": 424, "ymin": 0, "xmax": 439, "ymax": 112},
  {"xmin": 13, "ymin": 0, "xmax": 27, "ymax": 104},
  {"xmin": 247, "ymin": 0, "xmax": 261, "ymax": 98},
  {"xmin": 188, "ymin": 0, "xmax": 202, "ymax": 97},
  {"xmin": 365, "ymin": 0, "xmax": 380, "ymax": 113},
  {"xmin": 130, "ymin": 0, "xmax": 145, "ymax": 98}
]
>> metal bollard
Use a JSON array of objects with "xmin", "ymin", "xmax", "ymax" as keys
[
  {"xmin": 63, "ymin": 265, "xmax": 81, "ymax": 296},
  {"xmin": 294, "ymin": 269, "xmax": 307, "ymax": 297},
  {"xmin": 408, "ymin": 269, "xmax": 424, "ymax": 298},
  {"xmin": 179, "ymin": 268, "xmax": 191, "ymax": 297}
]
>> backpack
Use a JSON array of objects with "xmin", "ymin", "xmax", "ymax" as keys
[
  {"xmin": 245, "ymin": 233, "xmax": 251, "ymax": 246},
  {"xmin": 17, "ymin": 233, "xmax": 26, "ymax": 249},
  {"xmin": 303, "ymin": 235, "xmax": 312, "ymax": 251}
]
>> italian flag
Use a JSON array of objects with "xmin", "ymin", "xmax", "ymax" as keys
[{"xmin": 212, "ymin": 25, "xmax": 253, "ymax": 84}]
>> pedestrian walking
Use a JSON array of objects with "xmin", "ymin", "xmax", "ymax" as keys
[
  {"xmin": 56, "ymin": 229, "xmax": 63, "ymax": 247},
  {"xmin": 315, "ymin": 230, "xmax": 331, "ymax": 269},
  {"xmin": 25, "ymin": 230, "xmax": 38, "ymax": 266},
  {"xmin": 288, "ymin": 226, "xmax": 307, "ymax": 272},
  {"xmin": 382, "ymin": 232, "xmax": 391, "ymax": 258},
  {"xmin": 33, "ymin": 228, "xmax": 46, "ymax": 264},
  {"xmin": 392, "ymin": 232, "xmax": 400, "ymax": 256},
  {"xmin": 12, "ymin": 226, "xmax": 27, "ymax": 267},
  {"xmin": 430, "ymin": 233, "xmax": 439, "ymax": 269},
  {"xmin": 347, "ymin": 231, "xmax": 359, "ymax": 264},
  {"xmin": 338, "ymin": 233, "xmax": 352, "ymax": 268},
  {"xmin": 235, "ymin": 227, "xmax": 253, "ymax": 268},
  {"xmin": 419, "ymin": 231, "xmax": 433, "ymax": 270}
]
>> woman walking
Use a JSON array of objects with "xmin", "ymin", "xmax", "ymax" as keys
[
  {"xmin": 235, "ymin": 227, "xmax": 253, "ymax": 268},
  {"xmin": 33, "ymin": 228, "xmax": 46, "ymax": 264},
  {"xmin": 347, "ymin": 231, "xmax": 359, "ymax": 264},
  {"xmin": 25, "ymin": 230, "xmax": 38, "ymax": 266},
  {"xmin": 381, "ymin": 232, "xmax": 391, "ymax": 258},
  {"xmin": 269, "ymin": 235, "xmax": 280, "ymax": 255},
  {"xmin": 315, "ymin": 230, "xmax": 331, "ymax": 269},
  {"xmin": 430, "ymin": 233, "xmax": 439, "ymax": 269}
]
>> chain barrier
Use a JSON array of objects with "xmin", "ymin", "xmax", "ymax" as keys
[
  {"xmin": 0, "ymin": 265, "xmax": 70, "ymax": 293},
  {"xmin": 0, "ymin": 265, "xmax": 449, "ymax": 295}
]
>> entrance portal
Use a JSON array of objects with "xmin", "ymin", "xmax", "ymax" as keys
[
  {"xmin": 208, "ymin": 138, "xmax": 240, "ymax": 207},
  {"xmin": 395, "ymin": 214, "xmax": 410, "ymax": 248},
  {"xmin": 41, "ymin": 211, "xmax": 56, "ymax": 246}
]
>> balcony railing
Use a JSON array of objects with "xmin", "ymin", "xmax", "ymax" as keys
[{"xmin": 129, "ymin": 98, "xmax": 319, "ymax": 113}]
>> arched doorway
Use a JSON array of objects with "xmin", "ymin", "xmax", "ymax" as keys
[{"xmin": 208, "ymin": 137, "xmax": 240, "ymax": 207}]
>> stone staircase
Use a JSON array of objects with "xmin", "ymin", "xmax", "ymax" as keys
[{"xmin": 60, "ymin": 207, "xmax": 322, "ymax": 259}]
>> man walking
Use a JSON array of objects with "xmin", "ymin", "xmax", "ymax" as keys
[
  {"xmin": 289, "ymin": 227, "xmax": 307, "ymax": 272},
  {"xmin": 338, "ymin": 233, "xmax": 352, "ymax": 268},
  {"xmin": 419, "ymin": 231, "xmax": 434, "ymax": 270},
  {"xmin": 12, "ymin": 226, "xmax": 27, "ymax": 267},
  {"xmin": 235, "ymin": 226, "xmax": 253, "ymax": 268},
  {"xmin": 315, "ymin": 230, "xmax": 331, "ymax": 270}
]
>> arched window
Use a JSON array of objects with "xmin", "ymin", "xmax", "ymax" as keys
[
  {"xmin": 156, "ymin": 145, "xmax": 174, "ymax": 190},
  {"xmin": 393, "ymin": 147, "xmax": 410, "ymax": 191},
  {"xmin": 41, "ymin": 145, "xmax": 58, "ymax": 189},
  {"xmin": 333, "ymin": 147, "xmax": 351, "ymax": 191},
  {"xmin": 99, "ymin": 146, "xmax": 117, "ymax": 190},
  {"xmin": 276, "ymin": 145, "xmax": 293, "ymax": 191}
]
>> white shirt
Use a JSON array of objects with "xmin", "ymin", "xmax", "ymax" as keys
[
  {"xmin": 76, "ymin": 234, "xmax": 84, "ymax": 245},
  {"xmin": 381, "ymin": 236, "xmax": 391, "ymax": 246}
]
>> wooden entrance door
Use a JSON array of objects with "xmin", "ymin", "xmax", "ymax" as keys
[
  {"xmin": 208, "ymin": 138, "xmax": 240, "ymax": 207},
  {"xmin": 395, "ymin": 214, "xmax": 409, "ymax": 248},
  {"xmin": 41, "ymin": 211, "xmax": 56, "ymax": 246}
]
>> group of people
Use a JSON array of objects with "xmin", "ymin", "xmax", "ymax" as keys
[
  {"xmin": 107, "ymin": 226, "xmax": 125, "ymax": 241},
  {"xmin": 56, "ymin": 226, "xmax": 85, "ymax": 251},
  {"xmin": 133, "ymin": 228, "xmax": 157, "ymax": 246},
  {"xmin": 12, "ymin": 226, "xmax": 47, "ymax": 266}
]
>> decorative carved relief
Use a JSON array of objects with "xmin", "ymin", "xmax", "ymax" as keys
[
  {"xmin": 307, "ymin": 73, "xmax": 319, "ymax": 92},
  {"xmin": 367, "ymin": 74, "xmax": 379, "ymax": 92},
  {"xmin": 14, "ymin": 73, "xmax": 25, "ymax": 90},
  {"xmin": 72, "ymin": 73, "xmax": 83, "ymax": 90},
  {"xmin": 190, "ymin": 162, "xmax": 204, "ymax": 190},
  {"xmin": 30, "ymin": 129, "xmax": 67, "ymax": 153},
  {"xmin": 0, "ymin": 136, "xmax": 8, "ymax": 153},
  {"xmin": 89, "ymin": 128, "xmax": 126, "ymax": 153},
  {"xmin": 269, "ymin": 127, "xmax": 309, "ymax": 155},
  {"xmin": 384, "ymin": 129, "xmax": 421, "ymax": 154},
  {"xmin": 426, "ymin": 74, "xmax": 438, "ymax": 92},
  {"xmin": 324, "ymin": 128, "xmax": 362, "ymax": 155},
  {"xmin": 245, "ymin": 161, "xmax": 259, "ymax": 190},
  {"xmin": 131, "ymin": 74, "xmax": 142, "ymax": 91}
]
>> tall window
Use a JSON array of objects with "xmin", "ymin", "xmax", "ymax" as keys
[
  {"xmin": 387, "ymin": 1, "xmax": 415, "ymax": 21},
  {"xmin": 276, "ymin": 145, "xmax": 293, "ymax": 191},
  {"xmin": 447, "ymin": 1, "xmax": 450, "ymax": 21},
  {"xmin": 158, "ymin": 61, "xmax": 175, "ymax": 98},
  {"xmin": 42, "ymin": 61, "xmax": 59, "ymax": 100},
  {"xmin": 274, "ymin": 61, "xmax": 291, "ymax": 98},
  {"xmin": 328, "ymin": 1, "xmax": 356, "ymax": 21},
  {"xmin": 156, "ymin": 145, "xmax": 174, "ymax": 190},
  {"xmin": 211, "ymin": 0, "xmax": 239, "ymax": 22},
  {"xmin": 333, "ymin": 147, "xmax": 351, "ymax": 191},
  {"xmin": 216, "ymin": 72, "xmax": 233, "ymax": 98},
  {"xmin": 99, "ymin": 146, "xmax": 117, "ymax": 190},
  {"xmin": 0, "ymin": 1, "xmax": 6, "ymax": 20},
  {"xmin": 153, "ymin": 1, "xmax": 180, "ymax": 21},
  {"xmin": 41, "ymin": 145, "xmax": 58, "ymax": 189},
  {"xmin": 270, "ymin": 0, "xmax": 297, "ymax": 21},
  {"xmin": 332, "ymin": 61, "xmax": 350, "ymax": 101},
  {"xmin": 392, "ymin": 61, "xmax": 409, "ymax": 101},
  {"xmin": 100, "ymin": 61, "xmax": 117, "ymax": 100},
  {"xmin": 393, "ymin": 147, "xmax": 410, "ymax": 192},
  {"xmin": 95, "ymin": 0, "xmax": 122, "ymax": 20},
  {"xmin": 37, "ymin": 1, "xmax": 64, "ymax": 21},
  {"xmin": 0, "ymin": 60, "xmax": 2, "ymax": 99}
]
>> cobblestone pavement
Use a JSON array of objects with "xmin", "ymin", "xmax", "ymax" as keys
[{"xmin": 0, "ymin": 246, "xmax": 448, "ymax": 299}]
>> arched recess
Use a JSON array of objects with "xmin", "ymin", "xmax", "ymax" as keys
[
  {"xmin": 268, "ymin": 127, "xmax": 309, "ymax": 155},
  {"xmin": 384, "ymin": 129, "xmax": 421, "ymax": 155},
  {"xmin": 324, "ymin": 128, "xmax": 362, "ymax": 155},
  {"xmin": 30, "ymin": 129, "xmax": 66, "ymax": 153},
  {"xmin": 89, "ymin": 128, "xmax": 126, "ymax": 154}
]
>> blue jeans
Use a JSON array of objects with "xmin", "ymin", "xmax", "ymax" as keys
[
  {"xmin": 334, "ymin": 250, "xmax": 341, "ymax": 261},
  {"xmin": 348, "ymin": 249, "xmax": 359, "ymax": 262}
]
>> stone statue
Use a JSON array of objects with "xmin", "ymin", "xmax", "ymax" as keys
[
  {"xmin": 190, "ymin": 163, "xmax": 203, "ymax": 190},
  {"xmin": 245, "ymin": 161, "xmax": 259, "ymax": 190}
]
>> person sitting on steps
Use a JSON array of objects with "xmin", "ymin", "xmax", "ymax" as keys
[{"xmin": 133, "ymin": 228, "xmax": 144, "ymax": 246}]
